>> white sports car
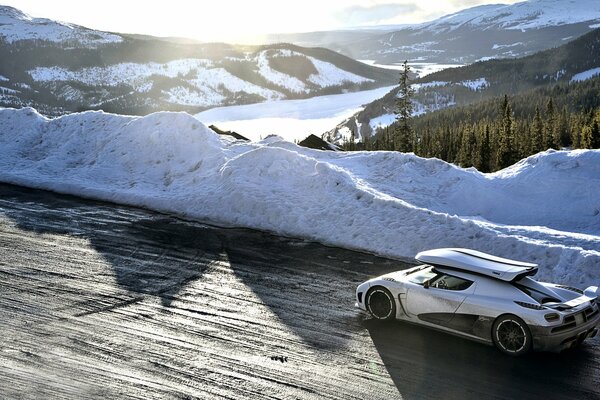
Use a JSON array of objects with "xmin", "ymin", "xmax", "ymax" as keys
[{"xmin": 356, "ymin": 248, "xmax": 599, "ymax": 356}]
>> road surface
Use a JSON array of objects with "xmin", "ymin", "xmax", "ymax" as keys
[{"xmin": 0, "ymin": 183, "xmax": 598, "ymax": 399}]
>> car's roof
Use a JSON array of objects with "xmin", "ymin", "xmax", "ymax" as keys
[{"xmin": 415, "ymin": 248, "xmax": 538, "ymax": 282}]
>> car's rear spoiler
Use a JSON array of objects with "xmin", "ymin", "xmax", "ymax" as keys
[
  {"xmin": 584, "ymin": 286, "xmax": 599, "ymax": 300},
  {"xmin": 546, "ymin": 286, "xmax": 598, "ymax": 311},
  {"xmin": 416, "ymin": 248, "xmax": 538, "ymax": 282}
]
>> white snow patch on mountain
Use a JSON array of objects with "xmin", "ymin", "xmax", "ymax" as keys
[
  {"xmin": 256, "ymin": 51, "xmax": 308, "ymax": 93},
  {"xmin": 0, "ymin": 5, "xmax": 122, "ymax": 46},
  {"xmin": 28, "ymin": 59, "xmax": 284, "ymax": 104},
  {"xmin": 414, "ymin": 81, "xmax": 448, "ymax": 91},
  {"xmin": 307, "ymin": 57, "xmax": 374, "ymax": 87},
  {"xmin": 254, "ymin": 50, "xmax": 372, "ymax": 93},
  {"xmin": 415, "ymin": 0, "xmax": 600, "ymax": 32},
  {"xmin": 1, "ymin": 107, "xmax": 599, "ymax": 288},
  {"xmin": 460, "ymin": 78, "xmax": 489, "ymax": 91},
  {"xmin": 571, "ymin": 67, "xmax": 600, "ymax": 82},
  {"xmin": 369, "ymin": 114, "xmax": 396, "ymax": 131},
  {"xmin": 0, "ymin": 75, "xmax": 8, "ymax": 82}
]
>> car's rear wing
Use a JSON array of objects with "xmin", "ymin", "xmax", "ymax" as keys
[
  {"xmin": 416, "ymin": 248, "xmax": 538, "ymax": 282},
  {"xmin": 546, "ymin": 286, "xmax": 598, "ymax": 311}
]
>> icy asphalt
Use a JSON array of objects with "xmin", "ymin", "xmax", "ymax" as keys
[{"xmin": 0, "ymin": 183, "xmax": 598, "ymax": 400}]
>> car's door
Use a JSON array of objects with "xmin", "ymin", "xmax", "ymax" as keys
[{"xmin": 405, "ymin": 272, "xmax": 475, "ymax": 323}]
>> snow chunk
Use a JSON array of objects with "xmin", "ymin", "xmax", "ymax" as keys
[{"xmin": 0, "ymin": 108, "xmax": 599, "ymax": 288}]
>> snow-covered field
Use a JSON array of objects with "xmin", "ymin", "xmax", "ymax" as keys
[
  {"xmin": 358, "ymin": 60, "xmax": 463, "ymax": 78},
  {"xmin": 0, "ymin": 107, "xmax": 598, "ymax": 288},
  {"xmin": 195, "ymin": 86, "xmax": 395, "ymax": 142},
  {"xmin": 571, "ymin": 67, "xmax": 600, "ymax": 82}
]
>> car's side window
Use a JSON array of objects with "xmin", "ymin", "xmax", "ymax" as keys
[{"xmin": 429, "ymin": 274, "xmax": 473, "ymax": 291}]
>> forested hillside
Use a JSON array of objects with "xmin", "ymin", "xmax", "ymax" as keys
[
  {"xmin": 327, "ymin": 28, "xmax": 600, "ymax": 144},
  {"xmin": 347, "ymin": 77, "xmax": 600, "ymax": 172}
]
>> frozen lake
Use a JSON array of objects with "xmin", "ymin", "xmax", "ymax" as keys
[
  {"xmin": 358, "ymin": 60, "xmax": 464, "ymax": 78},
  {"xmin": 194, "ymin": 86, "xmax": 395, "ymax": 142}
]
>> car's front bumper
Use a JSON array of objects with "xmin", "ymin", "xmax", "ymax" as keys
[{"xmin": 531, "ymin": 312, "xmax": 600, "ymax": 352}]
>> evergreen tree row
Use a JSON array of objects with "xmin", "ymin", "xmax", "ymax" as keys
[{"xmin": 341, "ymin": 81, "xmax": 600, "ymax": 172}]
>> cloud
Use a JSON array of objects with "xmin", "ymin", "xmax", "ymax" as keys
[
  {"xmin": 336, "ymin": 3, "xmax": 419, "ymax": 26},
  {"xmin": 447, "ymin": 0, "xmax": 505, "ymax": 7}
]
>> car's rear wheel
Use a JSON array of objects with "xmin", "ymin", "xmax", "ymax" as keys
[
  {"xmin": 366, "ymin": 287, "xmax": 396, "ymax": 321},
  {"xmin": 492, "ymin": 314, "xmax": 532, "ymax": 356}
]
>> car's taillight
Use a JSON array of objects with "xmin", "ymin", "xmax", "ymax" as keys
[{"xmin": 544, "ymin": 313, "xmax": 560, "ymax": 322}]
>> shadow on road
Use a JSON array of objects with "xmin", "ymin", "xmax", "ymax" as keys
[
  {"xmin": 1, "ymin": 185, "xmax": 224, "ymax": 307},
  {"xmin": 363, "ymin": 318, "xmax": 600, "ymax": 400},
  {"xmin": 0, "ymin": 183, "xmax": 402, "ymax": 350}
]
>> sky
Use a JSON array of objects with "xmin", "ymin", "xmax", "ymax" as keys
[{"xmin": 2, "ymin": 0, "xmax": 522, "ymax": 43}]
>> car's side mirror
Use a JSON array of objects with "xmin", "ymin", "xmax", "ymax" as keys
[{"xmin": 423, "ymin": 280, "xmax": 430, "ymax": 289}]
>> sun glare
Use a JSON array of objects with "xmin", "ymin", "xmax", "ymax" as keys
[{"xmin": 2, "ymin": 0, "xmax": 521, "ymax": 43}]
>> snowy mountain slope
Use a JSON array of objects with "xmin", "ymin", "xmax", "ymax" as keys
[
  {"xmin": 327, "ymin": 27, "xmax": 600, "ymax": 143},
  {"xmin": 270, "ymin": 0, "xmax": 600, "ymax": 64},
  {"xmin": 0, "ymin": 6, "xmax": 396, "ymax": 116},
  {"xmin": 0, "ymin": 5, "xmax": 122, "ymax": 46},
  {"xmin": 414, "ymin": 0, "xmax": 600, "ymax": 32},
  {"xmin": 0, "ymin": 107, "xmax": 598, "ymax": 288}
]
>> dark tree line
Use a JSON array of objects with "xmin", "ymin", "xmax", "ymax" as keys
[
  {"xmin": 349, "ymin": 97, "xmax": 600, "ymax": 172},
  {"xmin": 340, "ymin": 71, "xmax": 600, "ymax": 172}
]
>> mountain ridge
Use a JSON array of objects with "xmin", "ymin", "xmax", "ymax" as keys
[
  {"xmin": 325, "ymin": 27, "xmax": 600, "ymax": 143},
  {"xmin": 0, "ymin": 5, "xmax": 396, "ymax": 116},
  {"xmin": 266, "ymin": 0, "xmax": 600, "ymax": 64}
]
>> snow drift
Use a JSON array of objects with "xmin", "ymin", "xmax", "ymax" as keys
[{"xmin": 0, "ymin": 108, "xmax": 598, "ymax": 288}]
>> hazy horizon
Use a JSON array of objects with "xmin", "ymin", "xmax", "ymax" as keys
[{"xmin": 1, "ymin": 0, "xmax": 522, "ymax": 43}]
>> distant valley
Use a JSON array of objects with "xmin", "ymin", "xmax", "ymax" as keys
[
  {"xmin": 327, "ymin": 27, "xmax": 600, "ymax": 143},
  {"xmin": 267, "ymin": 0, "xmax": 600, "ymax": 64},
  {"xmin": 0, "ymin": 5, "xmax": 396, "ymax": 117}
]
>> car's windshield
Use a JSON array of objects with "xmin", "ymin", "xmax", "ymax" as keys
[{"xmin": 407, "ymin": 266, "xmax": 436, "ymax": 285}]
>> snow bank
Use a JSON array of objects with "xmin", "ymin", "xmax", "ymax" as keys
[{"xmin": 1, "ymin": 108, "xmax": 599, "ymax": 288}]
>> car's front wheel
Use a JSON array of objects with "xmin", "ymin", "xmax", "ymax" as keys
[
  {"xmin": 492, "ymin": 314, "xmax": 532, "ymax": 356},
  {"xmin": 366, "ymin": 287, "xmax": 396, "ymax": 321}
]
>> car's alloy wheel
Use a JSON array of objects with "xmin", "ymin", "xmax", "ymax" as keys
[
  {"xmin": 366, "ymin": 287, "xmax": 396, "ymax": 321},
  {"xmin": 492, "ymin": 315, "xmax": 532, "ymax": 356}
]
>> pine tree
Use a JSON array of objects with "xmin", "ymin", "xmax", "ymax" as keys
[
  {"xmin": 591, "ymin": 117, "xmax": 600, "ymax": 149},
  {"xmin": 475, "ymin": 125, "xmax": 492, "ymax": 172},
  {"xmin": 558, "ymin": 107, "xmax": 570, "ymax": 148},
  {"xmin": 394, "ymin": 60, "xmax": 415, "ymax": 152},
  {"xmin": 532, "ymin": 106, "xmax": 544, "ymax": 153},
  {"xmin": 458, "ymin": 123, "xmax": 476, "ymax": 167},
  {"xmin": 544, "ymin": 98, "xmax": 558, "ymax": 149},
  {"xmin": 348, "ymin": 129, "xmax": 356, "ymax": 151},
  {"xmin": 497, "ymin": 95, "xmax": 517, "ymax": 169},
  {"xmin": 581, "ymin": 125, "xmax": 593, "ymax": 148}
]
